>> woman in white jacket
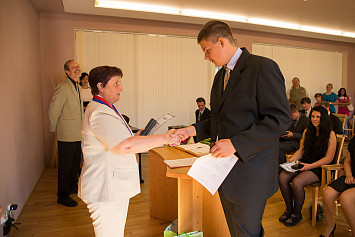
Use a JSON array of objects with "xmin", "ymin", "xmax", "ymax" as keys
[{"xmin": 78, "ymin": 66, "xmax": 179, "ymax": 237}]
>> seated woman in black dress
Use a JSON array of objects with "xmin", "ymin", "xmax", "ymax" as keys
[
  {"xmin": 279, "ymin": 106, "xmax": 337, "ymax": 226},
  {"xmin": 320, "ymin": 136, "xmax": 355, "ymax": 237}
]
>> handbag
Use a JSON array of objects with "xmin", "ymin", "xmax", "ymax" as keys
[{"xmin": 348, "ymin": 103, "xmax": 354, "ymax": 111}]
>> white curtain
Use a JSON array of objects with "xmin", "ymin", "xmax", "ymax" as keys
[
  {"xmin": 252, "ymin": 43, "xmax": 343, "ymax": 108},
  {"xmin": 76, "ymin": 30, "xmax": 214, "ymax": 133}
]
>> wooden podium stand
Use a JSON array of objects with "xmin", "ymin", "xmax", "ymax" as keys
[{"xmin": 149, "ymin": 147, "xmax": 230, "ymax": 236}]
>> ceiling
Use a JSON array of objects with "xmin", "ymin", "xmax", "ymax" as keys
[{"xmin": 31, "ymin": 0, "xmax": 355, "ymax": 43}]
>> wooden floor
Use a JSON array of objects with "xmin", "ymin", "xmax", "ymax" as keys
[{"xmin": 10, "ymin": 154, "xmax": 352, "ymax": 237}]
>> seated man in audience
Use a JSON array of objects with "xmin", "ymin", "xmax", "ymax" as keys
[
  {"xmin": 195, "ymin": 97, "xmax": 211, "ymax": 123},
  {"xmin": 321, "ymin": 101, "xmax": 343, "ymax": 135},
  {"xmin": 279, "ymin": 103, "xmax": 309, "ymax": 172},
  {"xmin": 300, "ymin": 97, "xmax": 312, "ymax": 117}
]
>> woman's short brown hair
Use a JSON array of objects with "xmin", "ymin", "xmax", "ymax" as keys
[{"xmin": 89, "ymin": 66, "xmax": 123, "ymax": 95}]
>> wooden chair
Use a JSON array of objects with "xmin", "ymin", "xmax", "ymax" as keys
[
  {"xmin": 343, "ymin": 114, "xmax": 355, "ymax": 138},
  {"xmin": 307, "ymin": 134, "xmax": 345, "ymax": 226},
  {"xmin": 334, "ymin": 113, "xmax": 347, "ymax": 132}
]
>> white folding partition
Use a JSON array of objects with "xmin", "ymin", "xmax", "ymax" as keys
[{"xmin": 76, "ymin": 30, "xmax": 215, "ymax": 133}]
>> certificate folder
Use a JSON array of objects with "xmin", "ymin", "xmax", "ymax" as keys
[{"xmin": 140, "ymin": 118, "xmax": 157, "ymax": 136}]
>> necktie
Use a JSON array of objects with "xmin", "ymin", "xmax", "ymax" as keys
[
  {"xmin": 223, "ymin": 67, "xmax": 231, "ymax": 91},
  {"xmin": 198, "ymin": 111, "xmax": 202, "ymax": 122},
  {"xmin": 290, "ymin": 120, "xmax": 297, "ymax": 131}
]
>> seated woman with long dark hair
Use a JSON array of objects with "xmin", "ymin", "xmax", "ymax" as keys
[
  {"xmin": 279, "ymin": 106, "xmax": 337, "ymax": 226},
  {"xmin": 320, "ymin": 136, "xmax": 355, "ymax": 237}
]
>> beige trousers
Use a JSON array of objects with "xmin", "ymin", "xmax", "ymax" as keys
[{"xmin": 87, "ymin": 199, "xmax": 129, "ymax": 237}]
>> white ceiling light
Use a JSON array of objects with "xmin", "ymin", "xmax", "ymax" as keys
[
  {"xmin": 300, "ymin": 26, "xmax": 342, "ymax": 36},
  {"xmin": 95, "ymin": 0, "xmax": 180, "ymax": 15},
  {"xmin": 343, "ymin": 32, "xmax": 355, "ymax": 38},
  {"xmin": 248, "ymin": 18, "xmax": 300, "ymax": 30},
  {"xmin": 95, "ymin": 0, "xmax": 355, "ymax": 39},
  {"xmin": 181, "ymin": 9, "xmax": 247, "ymax": 23}
]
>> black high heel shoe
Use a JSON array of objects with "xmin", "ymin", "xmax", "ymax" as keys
[{"xmin": 319, "ymin": 224, "xmax": 336, "ymax": 237}]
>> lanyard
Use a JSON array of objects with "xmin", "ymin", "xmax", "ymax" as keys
[{"xmin": 92, "ymin": 95, "xmax": 133, "ymax": 137}]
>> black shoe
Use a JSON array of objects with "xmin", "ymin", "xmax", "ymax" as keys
[
  {"xmin": 284, "ymin": 214, "xmax": 302, "ymax": 227},
  {"xmin": 279, "ymin": 210, "xmax": 291, "ymax": 223},
  {"xmin": 57, "ymin": 197, "xmax": 78, "ymax": 207},
  {"xmin": 320, "ymin": 224, "xmax": 336, "ymax": 237}
]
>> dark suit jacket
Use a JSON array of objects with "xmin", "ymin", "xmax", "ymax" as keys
[
  {"xmin": 300, "ymin": 108, "xmax": 311, "ymax": 117},
  {"xmin": 280, "ymin": 113, "xmax": 309, "ymax": 144},
  {"xmin": 195, "ymin": 108, "xmax": 211, "ymax": 123},
  {"xmin": 193, "ymin": 48, "xmax": 291, "ymax": 203},
  {"xmin": 330, "ymin": 113, "xmax": 343, "ymax": 135}
]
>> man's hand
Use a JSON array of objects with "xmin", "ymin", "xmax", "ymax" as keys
[
  {"xmin": 209, "ymin": 139, "xmax": 236, "ymax": 158},
  {"xmin": 282, "ymin": 131, "xmax": 293, "ymax": 138}
]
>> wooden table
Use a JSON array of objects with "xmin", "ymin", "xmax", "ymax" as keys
[{"xmin": 149, "ymin": 147, "xmax": 230, "ymax": 236}]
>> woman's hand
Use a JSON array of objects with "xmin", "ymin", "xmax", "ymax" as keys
[
  {"xmin": 299, "ymin": 162, "xmax": 312, "ymax": 171},
  {"xmin": 134, "ymin": 128, "xmax": 144, "ymax": 136},
  {"xmin": 163, "ymin": 129, "xmax": 182, "ymax": 146},
  {"xmin": 345, "ymin": 175, "xmax": 355, "ymax": 185}
]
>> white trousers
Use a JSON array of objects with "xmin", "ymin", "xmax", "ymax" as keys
[{"xmin": 87, "ymin": 199, "xmax": 129, "ymax": 237}]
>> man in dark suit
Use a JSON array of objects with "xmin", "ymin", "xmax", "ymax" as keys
[
  {"xmin": 195, "ymin": 97, "xmax": 211, "ymax": 123},
  {"xmin": 321, "ymin": 101, "xmax": 343, "ymax": 134},
  {"xmin": 172, "ymin": 20, "xmax": 291, "ymax": 237},
  {"xmin": 300, "ymin": 97, "xmax": 312, "ymax": 118},
  {"xmin": 279, "ymin": 104, "xmax": 309, "ymax": 172}
]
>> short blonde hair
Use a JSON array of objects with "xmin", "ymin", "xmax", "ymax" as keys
[{"xmin": 326, "ymin": 83, "xmax": 333, "ymax": 89}]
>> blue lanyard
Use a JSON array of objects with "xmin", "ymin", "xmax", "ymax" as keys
[{"xmin": 92, "ymin": 95, "xmax": 133, "ymax": 137}]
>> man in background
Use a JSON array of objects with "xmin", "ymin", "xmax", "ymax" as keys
[
  {"xmin": 321, "ymin": 101, "xmax": 343, "ymax": 135},
  {"xmin": 195, "ymin": 97, "xmax": 211, "ymax": 123},
  {"xmin": 300, "ymin": 97, "xmax": 312, "ymax": 117},
  {"xmin": 288, "ymin": 77, "xmax": 308, "ymax": 110},
  {"xmin": 279, "ymin": 103, "xmax": 309, "ymax": 172},
  {"xmin": 49, "ymin": 60, "xmax": 84, "ymax": 207}
]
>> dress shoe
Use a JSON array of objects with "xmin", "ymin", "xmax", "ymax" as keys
[
  {"xmin": 284, "ymin": 214, "xmax": 302, "ymax": 227},
  {"xmin": 57, "ymin": 197, "xmax": 78, "ymax": 207}
]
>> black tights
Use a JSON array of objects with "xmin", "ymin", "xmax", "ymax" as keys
[{"xmin": 279, "ymin": 170, "xmax": 319, "ymax": 217}]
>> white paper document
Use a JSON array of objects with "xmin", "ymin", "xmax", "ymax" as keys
[
  {"xmin": 187, "ymin": 154, "xmax": 238, "ymax": 195},
  {"xmin": 279, "ymin": 161, "xmax": 299, "ymax": 173},
  {"xmin": 149, "ymin": 113, "xmax": 175, "ymax": 135},
  {"xmin": 164, "ymin": 157, "xmax": 198, "ymax": 169}
]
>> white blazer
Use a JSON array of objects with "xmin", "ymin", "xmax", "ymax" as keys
[{"xmin": 78, "ymin": 100, "xmax": 140, "ymax": 203}]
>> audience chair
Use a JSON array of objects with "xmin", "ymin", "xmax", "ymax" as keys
[
  {"xmin": 307, "ymin": 135, "xmax": 345, "ymax": 226},
  {"xmin": 334, "ymin": 113, "xmax": 347, "ymax": 132},
  {"xmin": 344, "ymin": 115, "xmax": 355, "ymax": 138}
]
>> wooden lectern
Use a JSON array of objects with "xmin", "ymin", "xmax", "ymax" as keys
[{"xmin": 149, "ymin": 147, "xmax": 230, "ymax": 236}]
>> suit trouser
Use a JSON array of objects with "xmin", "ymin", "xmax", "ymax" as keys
[
  {"xmin": 219, "ymin": 189, "xmax": 267, "ymax": 237},
  {"xmin": 57, "ymin": 141, "xmax": 82, "ymax": 198},
  {"xmin": 87, "ymin": 199, "xmax": 129, "ymax": 237}
]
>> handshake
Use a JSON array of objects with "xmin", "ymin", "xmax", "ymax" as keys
[
  {"xmin": 115, "ymin": 125, "xmax": 236, "ymax": 158},
  {"xmin": 164, "ymin": 126, "xmax": 196, "ymax": 146}
]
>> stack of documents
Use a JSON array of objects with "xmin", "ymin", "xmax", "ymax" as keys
[
  {"xmin": 279, "ymin": 161, "xmax": 300, "ymax": 173},
  {"xmin": 174, "ymin": 143, "xmax": 210, "ymax": 157}
]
